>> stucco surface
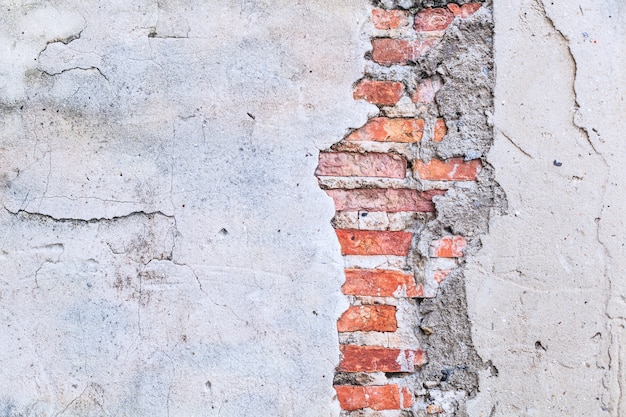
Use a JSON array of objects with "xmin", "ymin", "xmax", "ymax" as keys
[
  {"xmin": 0, "ymin": 1, "xmax": 371, "ymax": 416},
  {"xmin": 467, "ymin": 0, "xmax": 625, "ymax": 416}
]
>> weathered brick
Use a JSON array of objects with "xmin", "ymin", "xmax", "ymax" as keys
[
  {"xmin": 338, "ymin": 345, "xmax": 426, "ymax": 372},
  {"xmin": 354, "ymin": 80, "xmax": 404, "ymax": 105},
  {"xmin": 433, "ymin": 270, "xmax": 450, "ymax": 284},
  {"xmin": 414, "ymin": 158, "xmax": 482, "ymax": 181},
  {"xmin": 447, "ymin": 3, "xmax": 482, "ymax": 18},
  {"xmin": 371, "ymin": 38, "xmax": 438, "ymax": 66},
  {"xmin": 346, "ymin": 117, "xmax": 424, "ymax": 143},
  {"xmin": 336, "ymin": 230, "xmax": 413, "ymax": 256},
  {"xmin": 335, "ymin": 384, "xmax": 413, "ymax": 411},
  {"xmin": 434, "ymin": 118, "xmax": 447, "ymax": 142},
  {"xmin": 412, "ymin": 78, "xmax": 442, "ymax": 104},
  {"xmin": 326, "ymin": 188, "xmax": 444, "ymax": 213},
  {"xmin": 430, "ymin": 236, "xmax": 467, "ymax": 258},
  {"xmin": 414, "ymin": 8, "xmax": 454, "ymax": 32},
  {"xmin": 342, "ymin": 268, "xmax": 420, "ymax": 297},
  {"xmin": 316, "ymin": 152, "xmax": 407, "ymax": 178},
  {"xmin": 337, "ymin": 305, "xmax": 397, "ymax": 332},
  {"xmin": 372, "ymin": 9, "xmax": 410, "ymax": 30}
]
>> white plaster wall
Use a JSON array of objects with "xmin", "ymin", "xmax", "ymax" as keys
[
  {"xmin": 0, "ymin": 1, "xmax": 371, "ymax": 416},
  {"xmin": 468, "ymin": 0, "xmax": 625, "ymax": 415}
]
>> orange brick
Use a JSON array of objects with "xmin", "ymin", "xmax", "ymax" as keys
[
  {"xmin": 433, "ymin": 270, "xmax": 450, "ymax": 284},
  {"xmin": 414, "ymin": 8, "xmax": 454, "ymax": 32},
  {"xmin": 434, "ymin": 118, "xmax": 447, "ymax": 142},
  {"xmin": 430, "ymin": 236, "xmax": 467, "ymax": 258},
  {"xmin": 325, "ymin": 188, "xmax": 444, "ymax": 213},
  {"xmin": 372, "ymin": 9, "xmax": 410, "ymax": 30},
  {"xmin": 354, "ymin": 80, "xmax": 404, "ymax": 105},
  {"xmin": 346, "ymin": 117, "xmax": 424, "ymax": 143},
  {"xmin": 316, "ymin": 152, "xmax": 407, "ymax": 178},
  {"xmin": 342, "ymin": 269, "xmax": 421, "ymax": 297},
  {"xmin": 412, "ymin": 78, "xmax": 442, "ymax": 103},
  {"xmin": 338, "ymin": 345, "xmax": 426, "ymax": 372},
  {"xmin": 414, "ymin": 158, "xmax": 481, "ymax": 181},
  {"xmin": 448, "ymin": 3, "xmax": 481, "ymax": 18},
  {"xmin": 337, "ymin": 305, "xmax": 397, "ymax": 332},
  {"xmin": 336, "ymin": 230, "xmax": 413, "ymax": 256},
  {"xmin": 335, "ymin": 385, "xmax": 413, "ymax": 411},
  {"xmin": 371, "ymin": 38, "xmax": 438, "ymax": 66}
]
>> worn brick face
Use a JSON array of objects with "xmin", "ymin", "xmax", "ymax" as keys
[
  {"xmin": 372, "ymin": 9, "xmax": 410, "ymax": 30},
  {"xmin": 414, "ymin": 158, "xmax": 482, "ymax": 181},
  {"xmin": 447, "ymin": 3, "xmax": 482, "ymax": 18},
  {"xmin": 412, "ymin": 78, "xmax": 442, "ymax": 104},
  {"xmin": 354, "ymin": 80, "xmax": 404, "ymax": 105},
  {"xmin": 414, "ymin": 8, "xmax": 454, "ymax": 32},
  {"xmin": 335, "ymin": 384, "xmax": 413, "ymax": 410},
  {"xmin": 342, "ymin": 268, "xmax": 421, "ymax": 297},
  {"xmin": 325, "ymin": 188, "xmax": 444, "ymax": 213},
  {"xmin": 337, "ymin": 305, "xmax": 397, "ymax": 332},
  {"xmin": 430, "ymin": 236, "xmax": 467, "ymax": 258},
  {"xmin": 335, "ymin": 230, "xmax": 413, "ymax": 256},
  {"xmin": 338, "ymin": 345, "xmax": 426, "ymax": 372},
  {"xmin": 371, "ymin": 38, "xmax": 439, "ymax": 66},
  {"xmin": 434, "ymin": 118, "xmax": 447, "ymax": 142},
  {"xmin": 346, "ymin": 117, "xmax": 425, "ymax": 143},
  {"xmin": 316, "ymin": 152, "xmax": 407, "ymax": 178}
]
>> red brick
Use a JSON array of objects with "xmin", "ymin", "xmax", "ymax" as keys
[
  {"xmin": 354, "ymin": 80, "xmax": 404, "ymax": 105},
  {"xmin": 346, "ymin": 117, "xmax": 424, "ymax": 143},
  {"xmin": 412, "ymin": 78, "xmax": 442, "ymax": 103},
  {"xmin": 448, "ymin": 3, "xmax": 481, "ymax": 18},
  {"xmin": 433, "ymin": 270, "xmax": 450, "ymax": 284},
  {"xmin": 336, "ymin": 230, "xmax": 413, "ymax": 256},
  {"xmin": 338, "ymin": 345, "xmax": 426, "ymax": 372},
  {"xmin": 434, "ymin": 118, "xmax": 447, "ymax": 142},
  {"xmin": 430, "ymin": 236, "xmax": 467, "ymax": 258},
  {"xmin": 427, "ymin": 404, "xmax": 445, "ymax": 414},
  {"xmin": 414, "ymin": 8, "xmax": 454, "ymax": 32},
  {"xmin": 414, "ymin": 158, "xmax": 482, "ymax": 181},
  {"xmin": 335, "ymin": 385, "xmax": 413, "ymax": 411},
  {"xmin": 372, "ymin": 9, "xmax": 410, "ymax": 30},
  {"xmin": 316, "ymin": 152, "xmax": 407, "ymax": 178},
  {"xmin": 342, "ymin": 268, "xmax": 420, "ymax": 297},
  {"xmin": 371, "ymin": 38, "xmax": 439, "ymax": 66},
  {"xmin": 337, "ymin": 305, "xmax": 397, "ymax": 332},
  {"xmin": 326, "ymin": 188, "xmax": 444, "ymax": 213}
]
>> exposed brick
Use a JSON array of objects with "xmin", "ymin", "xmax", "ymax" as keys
[
  {"xmin": 434, "ymin": 118, "xmax": 447, "ymax": 142},
  {"xmin": 427, "ymin": 404, "xmax": 445, "ymax": 414},
  {"xmin": 412, "ymin": 78, "xmax": 442, "ymax": 104},
  {"xmin": 354, "ymin": 80, "xmax": 404, "ymax": 105},
  {"xmin": 430, "ymin": 236, "xmax": 467, "ymax": 258},
  {"xmin": 337, "ymin": 305, "xmax": 397, "ymax": 332},
  {"xmin": 433, "ymin": 270, "xmax": 451, "ymax": 284},
  {"xmin": 342, "ymin": 268, "xmax": 420, "ymax": 297},
  {"xmin": 326, "ymin": 188, "xmax": 445, "ymax": 213},
  {"xmin": 372, "ymin": 9, "xmax": 410, "ymax": 30},
  {"xmin": 338, "ymin": 345, "xmax": 426, "ymax": 372},
  {"xmin": 335, "ymin": 385, "xmax": 413, "ymax": 411},
  {"xmin": 316, "ymin": 152, "xmax": 406, "ymax": 178},
  {"xmin": 346, "ymin": 117, "xmax": 424, "ymax": 143},
  {"xmin": 414, "ymin": 158, "xmax": 482, "ymax": 181},
  {"xmin": 371, "ymin": 38, "xmax": 439, "ymax": 66},
  {"xmin": 447, "ymin": 3, "xmax": 482, "ymax": 18},
  {"xmin": 336, "ymin": 230, "xmax": 413, "ymax": 256},
  {"xmin": 414, "ymin": 8, "xmax": 454, "ymax": 32}
]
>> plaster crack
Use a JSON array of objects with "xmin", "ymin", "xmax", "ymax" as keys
[
  {"xmin": 496, "ymin": 128, "xmax": 533, "ymax": 158},
  {"xmin": 4, "ymin": 208, "xmax": 174, "ymax": 224},
  {"xmin": 39, "ymin": 66, "xmax": 110, "ymax": 82}
]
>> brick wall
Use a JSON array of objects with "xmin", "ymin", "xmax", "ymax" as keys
[{"xmin": 316, "ymin": 2, "xmax": 494, "ymax": 415}]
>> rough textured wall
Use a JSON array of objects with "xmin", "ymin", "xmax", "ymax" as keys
[
  {"xmin": 316, "ymin": 2, "xmax": 498, "ymax": 415},
  {"xmin": 467, "ymin": 0, "xmax": 626, "ymax": 416},
  {"xmin": 0, "ymin": 1, "xmax": 371, "ymax": 416}
]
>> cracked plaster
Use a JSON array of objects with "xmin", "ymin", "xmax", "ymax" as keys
[
  {"xmin": 0, "ymin": 1, "xmax": 372, "ymax": 416},
  {"xmin": 467, "ymin": 0, "xmax": 625, "ymax": 416}
]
